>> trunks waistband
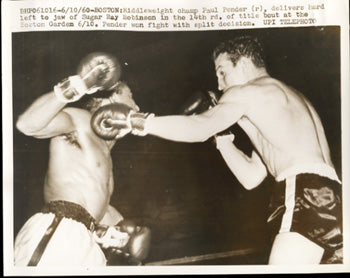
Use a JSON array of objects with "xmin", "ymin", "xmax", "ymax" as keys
[
  {"xmin": 41, "ymin": 200, "xmax": 96, "ymax": 231},
  {"xmin": 275, "ymin": 163, "xmax": 341, "ymax": 184}
]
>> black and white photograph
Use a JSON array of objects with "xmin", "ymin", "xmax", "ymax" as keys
[
  {"xmin": 3, "ymin": 0, "xmax": 350, "ymax": 275},
  {"xmin": 11, "ymin": 27, "xmax": 343, "ymax": 265}
]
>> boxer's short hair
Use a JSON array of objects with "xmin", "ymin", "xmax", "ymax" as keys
[
  {"xmin": 213, "ymin": 35, "xmax": 266, "ymax": 68},
  {"xmin": 72, "ymin": 81, "xmax": 130, "ymax": 113}
]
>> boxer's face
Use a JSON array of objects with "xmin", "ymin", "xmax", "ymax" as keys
[
  {"xmin": 107, "ymin": 86, "xmax": 140, "ymax": 112},
  {"xmin": 214, "ymin": 53, "xmax": 246, "ymax": 92}
]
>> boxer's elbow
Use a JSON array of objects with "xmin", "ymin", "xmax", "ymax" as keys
[
  {"xmin": 241, "ymin": 167, "xmax": 267, "ymax": 190},
  {"xmin": 16, "ymin": 116, "xmax": 32, "ymax": 135},
  {"xmin": 171, "ymin": 129, "xmax": 210, "ymax": 143},
  {"xmin": 192, "ymin": 128, "xmax": 211, "ymax": 142},
  {"xmin": 16, "ymin": 115, "xmax": 41, "ymax": 136},
  {"xmin": 184, "ymin": 127, "xmax": 211, "ymax": 142},
  {"xmin": 241, "ymin": 176, "xmax": 263, "ymax": 190}
]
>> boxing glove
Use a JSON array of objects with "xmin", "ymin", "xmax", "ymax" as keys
[
  {"xmin": 94, "ymin": 220, "xmax": 151, "ymax": 262},
  {"xmin": 93, "ymin": 224, "xmax": 130, "ymax": 250},
  {"xmin": 91, "ymin": 102, "xmax": 154, "ymax": 140},
  {"xmin": 129, "ymin": 111, "xmax": 155, "ymax": 136},
  {"xmin": 116, "ymin": 220, "xmax": 151, "ymax": 261},
  {"xmin": 178, "ymin": 90, "xmax": 234, "ymax": 145},
  {"xmin": 90, "ymin": 103, "xmax": 133, "ymax": 140},
  {"xmin": 54, "ymin": 52, "xmax": 121, "ymax": 103},
  {"xmin": 179, "ymin": 90, "xmax": 220, "ymax": 115}
]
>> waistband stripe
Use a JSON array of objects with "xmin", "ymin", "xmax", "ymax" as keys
[{"xmin": 41, "ymin": 200, "xmax": 96, "ymax": 231}]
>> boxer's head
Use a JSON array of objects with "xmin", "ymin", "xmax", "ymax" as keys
[
  {"xmin": 213, "ymin": 35, "xmax": 266, "ymax": 68},
  {"xmin": 213, "ymin": 36, "xmax": 268, "ymax": 91},
  {"xmin": 81, "ymin": 81, "xmax": 139, "ymax": 113},
  {"xmin": 108, "ymin": 81, "xmax": 140, "ymax": 112}
]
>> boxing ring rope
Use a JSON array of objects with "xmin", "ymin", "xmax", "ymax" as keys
[{"xmin": 145, "ymin": 248, "xmax": 256, "ymax": 266}]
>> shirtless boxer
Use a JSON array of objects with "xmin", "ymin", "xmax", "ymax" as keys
[
  {"xmin": 91, "ymin": 36, "xmax": 342, "ymax": 264},
  {"xmin": 14, "ymin": 53, "xmax": 150, "ymax": 266}
]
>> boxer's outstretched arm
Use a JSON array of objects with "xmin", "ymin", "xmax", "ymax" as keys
[
  {"xmin": 216, "ymin": 134, "xmax": 267, "ymax": 190},
  {"xmin": 142, "ymin": 86, "xmax": 250, "ymax": 142},
  {"xmin": 146, "ymin": 100, "xmax": 246, "ymax": 142}
]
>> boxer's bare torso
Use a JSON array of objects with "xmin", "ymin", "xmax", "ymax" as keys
[
  {"xmin": 147, "ymin": 74, "xmax": 333, "ymax": 180},
  {"xmin": 44, "ymin": 108, "xmax": 115, "ymax": 222},
  {"xmin": 222, "ymin": 76, "xmax": 333, "ymax": 178},
  {"xmin": 16, "ymin": 82, "xmax": 138, "ymax": 223}
]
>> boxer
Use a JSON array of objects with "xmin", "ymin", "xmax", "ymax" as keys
[
  {"xmin": 15, "ymin": 52, "xmax": 150, "ymax": 266},
  {"xmin": 91, "ymin": 36, "xmax": 343, "ymax": 264}
]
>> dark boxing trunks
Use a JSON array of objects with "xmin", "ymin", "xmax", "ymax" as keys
[
  {"xmin": 28, "ymin": 200, "xmax": 96, "ymax": 266},
  {"xmin": 267, "ymin": 173, "xmax": 343, "ymax": 264}
]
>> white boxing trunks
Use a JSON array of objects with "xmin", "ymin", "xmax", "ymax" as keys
[{"xmin": 14, "ymin": 200, "xmax": 107, "ymax": 266}]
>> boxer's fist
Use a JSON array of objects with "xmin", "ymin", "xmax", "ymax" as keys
[
  {"xmin": 91, "ymin": 102, "xmax": 154, "ymax": 140},
  {"xmin": 54, "ymin": 52, "xmax": 121, "ymax": 103},
  {"xmin": 96, "ymin": 220, "xmax": 151, "ymax": 264},
  {"xmin": 77, "ymin": 52, "xmax": 121, "ymax": 93},
  {"xmin": 91, "ymin": 103, "xmax": 133, "ymax": 140},
  {"xmin": 93, "ymin": 225, "xmax": 129, "ymax": 249},
  {"xmin": 207, "ymin": 90, "xmax": 220, "ymax": 106},
  {"xmin": 115, "ymin": 220, "xmax": 151, "ymax": 262},
  {"xmin": 179, "ymin": 90, "xmax": 220, "ymax": 115},
  {"xmin": 118, "ymin": 219, "xmax": 138, "ymax": 234},
  {"xmin": 178, "ymin": 90, "xmax": 210, "ymax": 115}
]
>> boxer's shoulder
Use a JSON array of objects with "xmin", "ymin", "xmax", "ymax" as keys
[
  {"xmin": 57, "ymin": 107, "xmax": 96, "ymax": 138},
  {"xmin": 62, "ymin": 107, "xmax": 93, "ymax": 125},
  {"xmin": 244, "ymin": 78, "xmax": 287, "ymax": 101},
  {"xmin": 220, "ymin": 84, "xmax": 259, "ymax": 102}
]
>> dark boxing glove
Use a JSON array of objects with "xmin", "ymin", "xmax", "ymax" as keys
[
  {"xmin": 207, "ymin": 90, "xmax": 220, "ymax": 106},
  {"xmin": 54, "ymin": 52, "xmax": 121, "ymax": 103},
  {"xmin": 179, "ymin": 90, "xmax": 220, "ymax": 115},
  {"xmin": 116, "ymin": 220, "xmax": 151, "ymax": 261},
  {"xmin": 178, "ymin": 90, "xmax": 234, "ymax": 145},
  {"xmin": 93, "ymin": 220, "xmax": 151, "ymax": 262}
]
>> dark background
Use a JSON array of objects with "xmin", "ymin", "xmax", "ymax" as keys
[{"xmin": 12, "ymin": 27, "xmax": 341, "ymax": 265}]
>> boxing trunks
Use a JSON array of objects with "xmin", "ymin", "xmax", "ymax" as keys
[
  {"xmin": 267, "ymin": 164, "xmax": 343, "ymax": 264},
  {"xmin": 14, "ymin": 200, "xmax": 107, "ymax": 266}
]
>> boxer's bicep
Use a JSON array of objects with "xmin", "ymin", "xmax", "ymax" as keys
[
  {"xmin": 200, "ymin": 99, "xmax": 248, "ymax": 132},
  {"xmin": 31, "ymin": 111, "xmax": 76, "ymax": 138}
]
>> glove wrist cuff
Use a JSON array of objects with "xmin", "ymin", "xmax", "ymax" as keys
[
  {"xmin": 54, "ymin": 75, "xmax": 88, "ymax": 103},
  {"xmin": 215, "ymin": 133, "xmax": 235, "ymax": 150},
  {"xmin": 131, "ymin": 113, "xmax": 154, "ymax": 136}
]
